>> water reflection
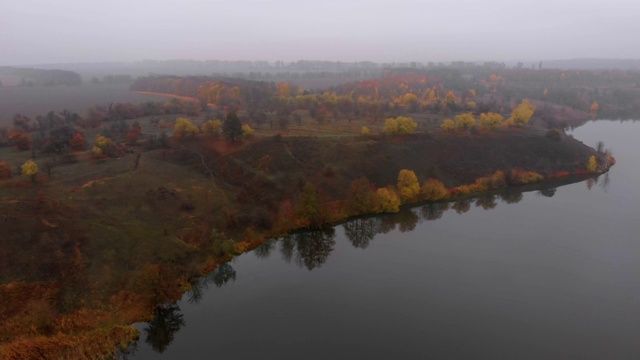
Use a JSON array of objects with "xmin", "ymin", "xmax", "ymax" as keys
[
  {"xmin": 259, "ymin": 188, "xmax": 529, "ymax": 265},
  {"xmin": 187, "ymin": 263, "xmax": 237, "ymax": 304},
  {"xmin": 144, "ymin": 304, "xmax": 185, "ymax": 354},
  {"xmin": 536, "ymin": 188, "xmax": 557, "ymax": 197},
  {"xmin": 134, "ymin": 180, "xmax": 603, "ymax": 356},
  {"xmin": 343, "ymin": 218, "xmax": 379, "ymax": 249},
  {"xmin": 280, "ymin": 229, "xmax": 336, "ymax": 270}
]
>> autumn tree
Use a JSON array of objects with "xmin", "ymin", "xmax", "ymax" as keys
[
  {"xmin": 397, "ymin": 169, "xmax": 420, "ymax": 203},
  {"xmin": 0, "ymin": 161, "xmax": 11, "ymax": 179},
  {"xmin": 420, "ymin": 179, "xmax": 448, "ymax": 201},
  {"xmin": 173, "ymin": 117, "xmax": 199, "ymax": 139},
  {"xmin": 506, "ymin": 99, "xmax": 535, "ymax": 127},
  {"xmin": 345, "ymin": 177, "xmax": 376, "ymax": 215},
  {"xmin": 361, "ymin": 126, "xmax": 370, "ymax": 136},
  {"xmin": 126, "ymin": 121, "xmax": 142, "ymax": 145},
  {"xmin": 297, "ymin": 182, "xmax": 324, "ymax": 228},
  {"xmin": 454, "ymin": 113, "xmax": 476, "ymax": 130},
  {"xmin": 92, "ymin": 135, "xmax": 121, "ymax": 158},
  {"xmin": 587, "ymin": 155, "xmax": 598, "ymax": 172},
  {"xmin": 21, "ymin": 159, "xmax": 38, "ymax": 182},
  {"xmin": 9, "ymin": 132, "xmax": 32, "ymax": 151},
  {"xmin": 590, "ymin": 101, "xmax": 599, "ymax": 114},
  {"xmin": 478, "ymin": 112, "xmax": 504, "ymax": 130},
  {"xmin": 223, "ymin": 111, "xmax": 243, "ymax": 143},
  {"xmin": 374, "ymin": 187, "xmax": 401, "ymax": 213},
  {"xmin": 69, "ymin": 132, "xmax": 88, "ymax": 151},
  {"xmin": 440, "ymin": 119, "xmax": 456, "ymax": 132},
  {"xmin": 383, "ymin": 116, "xmax": 417, "ymax": 135},
  {"xmin": 202, "ymin": 119, "xmax": 222, "ymax": 136}
]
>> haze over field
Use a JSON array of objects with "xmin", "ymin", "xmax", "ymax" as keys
[{"xmin": 2, "ymin": 0, "xmax": 640, "ymax": 66}]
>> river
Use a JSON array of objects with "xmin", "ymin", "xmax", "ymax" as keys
[{"xmin": 130, "ymin": 120, "xmax": 640, "ymax": 359}]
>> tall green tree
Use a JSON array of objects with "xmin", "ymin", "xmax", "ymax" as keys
[{"xmin": 223, "ymin": 111, "xmax": 243, "ymax": 143}]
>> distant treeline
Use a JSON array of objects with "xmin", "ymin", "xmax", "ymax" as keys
[{"xmin": 0, "ymin": 66, "xmax": 82, "ymax": 86}]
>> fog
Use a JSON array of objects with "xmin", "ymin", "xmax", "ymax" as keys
[{"xmin": 2, "ymin": 0, "xmax": 639, "ymax": 66}]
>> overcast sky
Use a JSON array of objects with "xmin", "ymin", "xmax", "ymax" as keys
[{"xmin": 1, "ymin": 0, "xmax": 639, "ymax": 66}]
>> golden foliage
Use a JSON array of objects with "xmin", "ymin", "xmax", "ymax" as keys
[
  {"xmin": 587, "ymin": 155, "xmax": 598, "ymax": 172},
  {"xmin": 383, "ymin": 116, "xmax": 417, "ymax": 135},
  {"xmin": 420, "ymin": 179, "xmax": 448, "ymax": 201},
  {"xmin": 440, "ymin": 119, "xmax": 456, "ymax": 131},
  {"xmin": 506, "ymin": 99, "xmax": 536, "ymax": 127},
  {"xmin": 361, "ymin": 126, "xmax": 371, "ymax": 136},
  {"xmin": 397, "ymin": 169, "xmax": 420, "ymax": 202},
  {"xmin": 202, "ymin": 119, "xmax": 222, "ymax": 136},
  {"xmin": 454, "ymin": 112, "xmax": 476, "ymax": 129},
  {"xmin": 479, "ymin": 112, "xmax": 504, "ymax": 129},
  {"xmin": 21, "ymin": 159, "xmax": 38, "ymax": 178},
  {"xmin": 374, "ymin": 187, "xmax": 401, "ymax": 213},
  {"xmin": 509, "ymin": 169, "xmax": 543, "ymax": 184},
  {"xmin": 174, "ymin": 117, "xmax": 199, "ymax": 138}
]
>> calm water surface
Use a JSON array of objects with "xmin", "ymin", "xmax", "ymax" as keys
[{"xmin": 131, "ymin": 120, "xmax": 640, "ymax": 359}]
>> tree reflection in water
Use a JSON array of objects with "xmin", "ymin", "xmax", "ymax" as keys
[
  {"xmin": 144, "ymin": 304, "xmax": 185, "ymax": 353},
  {"xmin": 187, "ymin": 262, "xmax": 237, "ymax": 304},
  {"xmin": 476, "ymin": 195, "xmax": 498, "ymax": 209},
  {"xmin": 132, "ymin": 184, "xmax": 583, "ymax": 355},
  {"xmin": 420, "ymin": 202, "xmax": 449, "ymax": 221},
  {"xmin": 537, "ymin": 188, "xmax": 557, "ymax": 198},
  {"xmin": 295, "ymin": 229, "xmax": 337, "ymax": 270},
  {"xmin": 343, "ymin": 217, "xmax": 380, "ymax": 249}
]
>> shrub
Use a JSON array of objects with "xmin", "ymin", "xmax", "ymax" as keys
[
  {"xmin": 420, "ymin": 179, "xmax": 448, "ymax": 201},
  {"xmin": 0, "ymin": 161, "xmax": 11, "ymax": 179}
]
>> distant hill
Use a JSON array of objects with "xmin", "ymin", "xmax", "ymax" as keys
[{"xmin": 0, "ymin": 66, "xmax": 82, "ymax": 86}]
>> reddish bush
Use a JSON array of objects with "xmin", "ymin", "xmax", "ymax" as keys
[{"xmin": 0, "ymin": 161, "xmax": 11, "ymax": 179}]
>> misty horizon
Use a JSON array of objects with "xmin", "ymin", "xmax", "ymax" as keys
[{"xmin": 2, "ymin": 0, "xmax": 640, "ymax": 67}]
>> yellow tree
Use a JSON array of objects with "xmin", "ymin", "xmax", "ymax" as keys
[
  {"xmin": 361, "ymin": 126, "xmax": 370, "ymax": 136},
  {"xmin": 374, "ymin": 187, "xmax": 400, "ymax": 213},
  {"xmin": 202, "ymin": 119, "xmax": 222, "ymax": 136},
  {"xmin": 507, "ymin": 100, "xmax": 536, "ymax": 127},
  {"xmin": 21, "ymin": 159, "xmax": 38, "ymax": 182},
  {"xmin": 590, "ymin": 101, "xmax": 599, "ymax": 113},
  {"xmin": 383, "ymin": 118, "xmax": 398, "ymax": 134},
  {"xmin": 383, "ymin": 116, "xmax": 417, "ymax": 135},
  {"xmin": 440, "ymin": 119, "xmax": 456, "ymax": 131},
  {"xmin": 479, "ymin": 112, "xmax": 504, "ymax": 130},
  {"xmin": 587, "ymin": 155, "xmax": 598, "ymax": 172},
  {"xmin": 396, "ymin": 116, "xmax": 418, "ymax": 134},
  {"xmin": 397, "ymin": 169, "xmax": 420, "ymax": 203},
  {"xmin": 174, "ymin": 117, "xmax": 199, "ymax": 139},
  {"xmin": 454, "ymin": 112, "xmax": 476, "ymax": 130}
]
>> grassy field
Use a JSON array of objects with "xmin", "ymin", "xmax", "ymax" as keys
[{"xmin": 0, "ymin": 84, "xmax": 166, "ymax": 126}]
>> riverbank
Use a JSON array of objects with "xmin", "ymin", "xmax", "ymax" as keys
[{"xmin": 0, "ymin": 125, "xmax": 613, "ymax": 359}]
